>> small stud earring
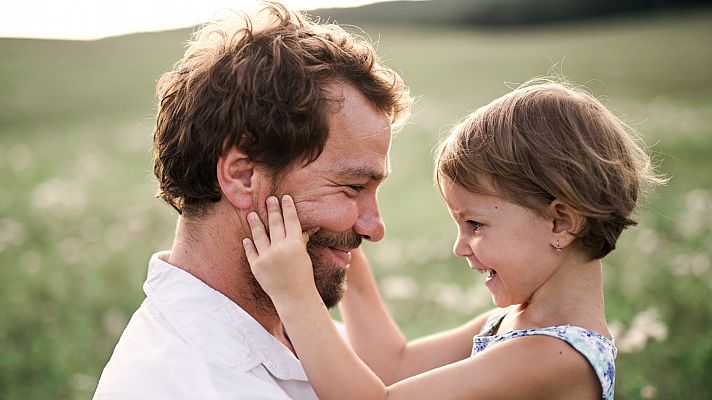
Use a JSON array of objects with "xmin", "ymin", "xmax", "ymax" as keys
[{"xmin": 554, "ymin": 240, "xmax": 562, "ymax": 254}]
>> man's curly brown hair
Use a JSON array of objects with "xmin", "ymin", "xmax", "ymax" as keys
[{"xmin": 153, "ymin": 1, "xmax": 412, "ymax": 216}]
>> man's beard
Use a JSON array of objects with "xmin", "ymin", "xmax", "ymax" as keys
[{"xmin": 247, "ymin": 229, "xmax": 362, "ymax": 312}]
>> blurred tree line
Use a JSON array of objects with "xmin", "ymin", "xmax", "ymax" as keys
[{"xmin": 313, "ymin": 0, "xmax": 712, "ymax": 26}]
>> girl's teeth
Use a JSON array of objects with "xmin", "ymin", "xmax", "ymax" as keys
[{"xmin": 478, "ymin": 268, "xmax": 495, "ymax": 279}]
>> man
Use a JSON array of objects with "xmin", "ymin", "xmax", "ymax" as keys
[{"xmin": 93, "ymin": 1, "xmax": 411, "ymax": 399}]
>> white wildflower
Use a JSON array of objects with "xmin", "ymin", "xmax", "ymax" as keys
[
  {"xmin": 31, "ymin": 177, "xmax": 87, "ymax": 217},
  {"xmin": 428, "ymin": 282, "xmax": 463, "ymax": 311},
  {"xmin": 71, "ymin": 373, "xmax": 95, "ymax": 393},
  {"xmin": 0, "ymin": 217, "xmax": 26, "ymax": 252},
  {"xmin": 102, "ymin": 307, "xmax": 129, "ymax": 338},
  {"xmin": 640, "ymin": 384, "xmax": 657, "ymax": 399},
  {"xmin": 463, "ymin": 284, "xmax": 491, "ymax": 311},
  {"xmin": 634, "ymin": 228, "xmax": 659, "ymax": 256},
  {"xmin": 370, "ymin": 240, "xmax": 404, "ymax": 270},
  {"xmin": 680, "ymin": 189, "xmax": 712, "ymax": 238},
  {"xmin": 73, "ymin": 151, "xmax": 105, "ymax": 180},
  {"xmin": 618, "ymin": 308, "xmax": 668, "ymax": 353},
  {"xmin": 379, "ymin": 275, "xmax": 418, "ymax": 300},
  {"xmin": 608, "ymin": 320, "xmax": 624, "ymax": 340}
]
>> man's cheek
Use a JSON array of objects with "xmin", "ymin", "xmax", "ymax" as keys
[{"xmin": 291, "ymin": 200, "xmax": 319, "ymax": 230}]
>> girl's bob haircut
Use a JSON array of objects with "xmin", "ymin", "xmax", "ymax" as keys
[{"xmin": 435, "ymin": 78, "xmax": 665, "ymax": 259}]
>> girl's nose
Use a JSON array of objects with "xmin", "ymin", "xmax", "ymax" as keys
[{"xmin": 453, "ymin": 234, "xmax": 472, "ymax": 257}]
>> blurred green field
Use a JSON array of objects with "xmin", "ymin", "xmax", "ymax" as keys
[{"xmin": 1, "ymin": 8, "xmax": 711, "ymax": 399}]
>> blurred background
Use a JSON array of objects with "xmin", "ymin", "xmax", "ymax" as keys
[{"xmin": 1, "ymin": 0, "xmax": 711, "ymax": 398}]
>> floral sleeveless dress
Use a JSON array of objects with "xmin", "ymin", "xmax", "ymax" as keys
[{"xmin": 471, "ymin": 310, "xmax": 617, "ymax": 399}]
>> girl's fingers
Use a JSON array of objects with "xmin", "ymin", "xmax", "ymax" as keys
[
  {"xmin": 247, "ymin": 212, "xmax": 270, "ymax": 254},
  {"xmin": 281, "ymin": 195, "xmax": 304, "ymax": 239},
  {"xmin": 280, "ymin": 195, "xmax": 318, "ymax": 244},
  {"xmin": 266, "ymin": 196, "xmax": 286, "ymax": 241},
  {"xmin": 242, "ymin": 238, "xmax": 258, "ymax": 265},
  {"xmin": 302, "ymin": 227, "xmax": 319, "ymax": 244}
]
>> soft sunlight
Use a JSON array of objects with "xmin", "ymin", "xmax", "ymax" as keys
[{"xmin": 1, "ymin": 0, "xmax": 405, "ymax": 40}]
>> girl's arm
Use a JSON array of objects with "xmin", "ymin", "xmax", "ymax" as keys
[
  {"xmin": 243, "ymin": 195, "xmax": 387, "ymax": 399},
  {"xmin": 243, "ymin": 196, "xmax": 594, "ymax": 400},
  {"xmin": 340, "ymin": 248, "xmax": 497, "ymax": 384}
]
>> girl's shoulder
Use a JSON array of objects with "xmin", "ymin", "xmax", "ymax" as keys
[{"xmin": 473, "ymin": 324, "xmax": 617, "ymax": 400}]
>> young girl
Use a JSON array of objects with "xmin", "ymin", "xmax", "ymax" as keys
[{"xmin": 242, "ymin": 80, "xmax": 663, "ymax": 400}]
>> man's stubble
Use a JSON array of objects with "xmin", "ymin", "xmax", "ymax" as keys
[{"xmin": 245, "ymin": 229, "xmax": 362, "ymax": 313}]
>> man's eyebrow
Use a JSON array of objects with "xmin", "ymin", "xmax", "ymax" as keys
[{"xmin": 336, "ymin": 165, "xmax": 389, "ymax": 181}]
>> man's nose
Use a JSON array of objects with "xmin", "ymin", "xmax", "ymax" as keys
[{"xmin": 353, "ymin": 196, "xmax": 385, "ymax": 242}]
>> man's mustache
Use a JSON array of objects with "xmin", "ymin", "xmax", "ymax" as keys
[{"xmin": 307, "ymin": 230, "xmax": 362, "ymax": 250}]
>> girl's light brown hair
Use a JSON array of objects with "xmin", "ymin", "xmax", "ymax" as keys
[
  {"xmin": 153, "ymin": 2, "xmax": 412, "ymax": 216},
  {"xmin": 435, "ymin": 78, "xmax": 665, "ymax": 259}
]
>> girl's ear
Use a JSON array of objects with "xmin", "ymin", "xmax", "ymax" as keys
[
  {"xmin": 216, "ymin": 146, "xmax": 255, "ymax": 210},
  {"xmin": 547, "ymin": 200, "xmax": 584, "ymax": 249}
]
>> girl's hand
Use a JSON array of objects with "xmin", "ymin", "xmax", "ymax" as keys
[{"xmin": 243, "ymin": 195, "xmax": 318, "ymax": 305}]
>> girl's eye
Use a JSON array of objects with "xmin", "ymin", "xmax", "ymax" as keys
[{"xmin": 466, "ymin": 220, "xmax": 483, "ymax": 231}]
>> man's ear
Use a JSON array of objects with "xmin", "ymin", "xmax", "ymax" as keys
[
  {"xmin": 547, "ymin": 200, "xmax": 584, "ymax": 249},
  {"xmin": 216, "ymin": 146, "xmax": 255, "ymax": 210}
]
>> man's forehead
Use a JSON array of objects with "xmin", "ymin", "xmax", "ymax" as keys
[{"xmin": 324, "ymin": 83, "xmax": 392, "ymax": 142}]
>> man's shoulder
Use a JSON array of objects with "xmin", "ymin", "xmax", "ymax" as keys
[
  {"xmin": 94, "ymin": 332, "xmax": 292, "ymax": 400},
  {"xmin": 97, "ymin": 295, "xmax": 257, "ymax": 366},
  {"xmin": 93, "ymin": 350, "xmax": 219, "ymax": 399},
  {"xmin": 93, "ymin": 299, "xmax": 210, "ymax": 396},
  {"xmin": 93, "ymin": 299, "xmax": 280, "ymax": 399},
  {"xmin": 94, "ymin": 253, "xmax": 316, "ymax": 399}
]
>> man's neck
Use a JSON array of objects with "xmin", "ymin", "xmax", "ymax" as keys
[{"xmin": 167, "ymin": 210, "xmax": 295, "ymax": 351}]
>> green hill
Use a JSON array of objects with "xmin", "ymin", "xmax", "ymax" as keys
[{"xmin": 311, "ymin": 0, "xmax": 712, "ymax": 26}]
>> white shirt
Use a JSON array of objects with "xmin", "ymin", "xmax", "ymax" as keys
[{"xmin": 94, "ymin": 251, "xmax": 325, "ymax": 400}]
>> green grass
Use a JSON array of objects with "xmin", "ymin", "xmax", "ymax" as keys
[{"xmin": 2, "ymin": 8, "xmax": 711, "ymax": 399}]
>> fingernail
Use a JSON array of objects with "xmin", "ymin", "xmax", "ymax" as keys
[
  {"xmin": 282, "ymin": 194, "xmax": 292, "ymax": 202},
  {"xmin": 247, "ymin": 212, "xmax": 257, "ymax": 222},
  {"xmin": 266, "ymin": 196, "xmax": 278, "ymax": 207}
]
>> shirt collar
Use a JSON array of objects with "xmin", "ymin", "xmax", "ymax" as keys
[{"xmin": 144, "ymin": 251, "xmax": 309, "ymax": 381}]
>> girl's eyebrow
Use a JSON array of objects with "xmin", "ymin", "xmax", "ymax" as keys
[
  {"xmin": 453, "ymin": 208, "xmax": 473, "ymax": 219},
  {"xmin": 453, "ymin": 206, "xmax": 492, "ymax": 220}
]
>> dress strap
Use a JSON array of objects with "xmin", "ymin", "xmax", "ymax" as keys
[
  {"xmin": 518, "ymin": 326, "xmax": 616, "ymax": 400},
  {"xmin": 473, "ymin": 325, "xmax": 617, "ymax": 400},
  {"xmin": 477, "ymin": 308, "xmax": 510, "ymax": 336}
]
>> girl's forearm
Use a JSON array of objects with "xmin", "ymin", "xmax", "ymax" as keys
[
  {"xmin": 274, "ymin": 290, "xmax": 388, "ymax": 400},
  {"xmin": 341, "ymin": 249, "xmax": 490, "ymax": 383},
  {"xmin": 340, "ymin": 248, "xmax": 409, "ymax": 383}
]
